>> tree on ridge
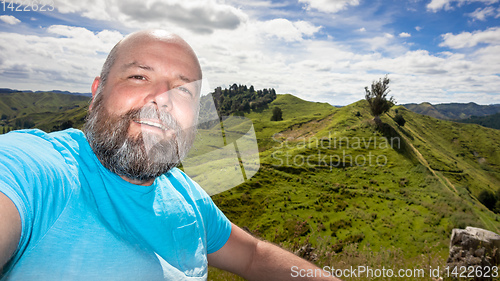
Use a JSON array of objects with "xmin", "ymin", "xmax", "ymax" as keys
[{"xmin": 365, "ymin": 75, "xmax": 395, "ymax": 125}]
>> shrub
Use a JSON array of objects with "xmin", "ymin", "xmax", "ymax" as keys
[
  {"xmin": 364, "ymin": 75, "xmax": 395, "ymax": 124},
  {"xmin": 478, "ymin": 190, "xmax": 497, "ymax": 210},
  {"xmin": 271, "ymin": 107, "xmax": 283, "ymax": 121},
  {"xmin": 394, "ymin": 113, "xmax": 406, "ymax": 126},
  {"xmin": 329, "ymin": 219, "xmax": 352, "ymax": 233}
]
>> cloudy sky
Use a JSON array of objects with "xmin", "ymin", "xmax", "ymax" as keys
[{"xmin": 0, "ymin": 0, "xmax": 499, "ymax": 105}]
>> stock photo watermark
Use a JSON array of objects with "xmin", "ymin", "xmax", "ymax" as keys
[
  {"xmin": 291, "ymin": 265, "xmax": 499, "ymax": 279},
  {"xmin": 272, "ymin": 132, "xmax": 401, "ymax": 170}
]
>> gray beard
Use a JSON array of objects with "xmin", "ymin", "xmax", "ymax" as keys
[{"xmin": 83, "ymin": 95, "xmax": 196, "ymax": 183}]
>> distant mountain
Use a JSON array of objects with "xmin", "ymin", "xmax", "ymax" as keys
[
  {"xmin": 0, "ymin": 88, "xmax": 91, "ymax": 97},
  {"xmin": 403, "ymin": 102, "xmax": 500, "ymax": 120},
  {"xmin": 456, "ymin": 112, "xmax": 500, "ymax": 130},
  {"xmin": 0, "ymin": 90, "xmax": 90, "ymax": 132},
  {"xmin": 44, "ymin": 90, "xmax": 92, "ymax": 97}
]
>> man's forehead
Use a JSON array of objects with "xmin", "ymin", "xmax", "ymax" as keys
[
  {"xmin": 115, "ymin": 36, "xmax": 202, "ymax": 79},
  {"xmin": 121, "ymin": 62, "xmax": 154, "ymax": 71}
]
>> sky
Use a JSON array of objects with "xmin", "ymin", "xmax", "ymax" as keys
[{"xmin": 0, "ymin": 0, "xmax": 499, "ymax": 105}]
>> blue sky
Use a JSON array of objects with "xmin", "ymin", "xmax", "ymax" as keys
[{"xmin": 0, "ymin": 0, "xmax": 499, "ymax": 105}]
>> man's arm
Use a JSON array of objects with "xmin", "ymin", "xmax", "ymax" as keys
[
  {"xmin": 208, "ymin": 223, "xmax": 341, "ymax": 281},
  {"xmin": 0, "ymin": 192, "xmax": 21, "ymax": 269}
]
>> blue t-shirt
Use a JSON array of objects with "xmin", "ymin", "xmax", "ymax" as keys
[{"xmin": 0, "ymin": 129, "xmax": 232, "ymax": 281}]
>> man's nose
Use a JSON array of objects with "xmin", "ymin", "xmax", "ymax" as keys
[{"xmin": 148, "ymin": 83, "xmax": 172, "ymax": 110}]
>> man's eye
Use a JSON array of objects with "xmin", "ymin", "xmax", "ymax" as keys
[
  {"xmin": 177, "ymin": 87, "xmax": 192, "ymax": 96},
  {"xmin": 129, "ymin": 75, "xmax": 146, "ymax": 80}
]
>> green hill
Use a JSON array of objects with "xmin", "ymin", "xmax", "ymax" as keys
[
  {"xmin": 0, "ymin": 91, "xmax": 90, "ymax": 133},
  {"xmin": 456, "ymin": 112, "xmax": 500, "ymax": 130},
  {"xmin": 209, "ymin": 95, "xmax": 500, "ymax": 279}
]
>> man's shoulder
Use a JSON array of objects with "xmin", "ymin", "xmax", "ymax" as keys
[
  {"xmin": 0, "ymin": 128, "xmax": 87, "ymax": 168},
  {"xmin": 1, "ymin": 128, "xmax": 85, "ymax": 147}
]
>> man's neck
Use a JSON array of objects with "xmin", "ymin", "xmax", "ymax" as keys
[{"xmin": 120, "ymin": 175, "xmax": 155, "ymax": 186}]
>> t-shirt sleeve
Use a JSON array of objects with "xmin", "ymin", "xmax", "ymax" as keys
[
  {"xmin": 199, "ymin": 193, "xmax": 232, "ymax": 254},
  {"xmin": 176, "ymin": 169, "xmax": 232, "ymax": 254},
  {"xmin": 0, "ymin": 130, "xmax": 74, "ymax": 263}
]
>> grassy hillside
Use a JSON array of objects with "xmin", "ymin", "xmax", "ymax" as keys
[
  {"xmin": 209, "ymin": 96, "xmax": 500, "ymax": 280},
  {"xmin": 0, "ymin": 91, "xmax": 90, "ymax": 133},
  {"xmin": 245, "ymin": 94, "xmax": 334, "ymax": 150},
  {"xmin": 456, "ymin": 112, "xmax": 500, "ymax": 130}
]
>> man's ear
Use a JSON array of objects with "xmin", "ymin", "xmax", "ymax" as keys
[{"xmin": 89, "ymin": 77, "xmax": 100, "ymax": 111}]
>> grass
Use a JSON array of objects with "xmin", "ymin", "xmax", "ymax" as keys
[
  {"xmin": 2, "ymin": 91, "xmax": 500, "ymax": 280},
  {"xmin": 210, "ymin": 96, "xmax": 500, "ymax": 279},
  {"xmin": 0, "ymin": 91, "xmax": 90, "ymax": 132},
  {"xmin": 209, "ymin": 241, "xmax": 447, "ymax": 281}
]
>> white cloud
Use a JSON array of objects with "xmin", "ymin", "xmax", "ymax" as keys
[
  {"xmin": 427, "ymin": 0, "xmax": 453, "ymax": 11},
  {"xmin": 427, "ymin": 0, "xmax": 499, "ymax": 12},
  {"xmin": 349, "ymin": 49, "xmax": 500, "ymax": 103},
  {"xmin": 0, "ymin": 27, "xmax": 123, "ymax": 92},
  {"xmin": 52, "ymin": 0, "xmax": 247, "ymax": 34},
  {"xmin": 293, "ymin": 21, "xmax": 322, "ymax": 36},
  {"xmin": 467, "ymin": 6, "xmax": 498, "ymax": 20},
  {"xmin": 1, "ymin": 0, "xmax": 499, "ymax": 105},
  {"xmin": 440, "ymin": 27, "xmax": 500, "ymax": 49},
  {"xmin": 353, "ymin": 32, "xmax": 410, "ymax": 57},
  {"xmin": 298, "ymin": 0, "xmax": 360, "ymax": 13},
  {"xmin": 258, "ymin": 19, "xmax": 321, "ymax": 42},
  {"xmin": 399, "ymin": 32, "xmax": 411, "ymax": 37},
  {"xmin": 0, "ymin": 15, "xmax": 21, "ymax": 25}
]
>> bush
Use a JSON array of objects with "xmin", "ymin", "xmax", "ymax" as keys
[
  {"xmin": 364, "ymin": 75, "xmax": 395, "ymax": 123},
  {"xmin": 329, "ymin": 219, "xmax": 352, "ymax": 233},
  {"xmin": 478, "ymin": 190, "xmax": 496, "ymax": 210},
  {"xmin": 271, "ymin": 107, "xmax": 283, "ymax": 121},
  {"xmin": 394, "ymin": 113, "xmax": 406, "ymax": 126}
]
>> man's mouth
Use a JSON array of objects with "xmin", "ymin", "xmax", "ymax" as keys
[{"xmin": 134, "ymin": 119, "xmax": 168, "ymax": 131}]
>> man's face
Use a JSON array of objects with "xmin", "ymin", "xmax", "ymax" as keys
[{"xmin": 84, "ymin": 37, "xmax": 201, "ymax": 184}]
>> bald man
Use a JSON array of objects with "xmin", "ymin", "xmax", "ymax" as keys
[{"xmin": 0, "ymin": 30, "xmax": 340, "ymax": 281}]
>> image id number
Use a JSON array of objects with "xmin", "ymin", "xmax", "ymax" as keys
[
  {"xmin": 2, "ymin": 0, "xmax": 55, "ymax": 12},
  {"xmin": 445, "ymin": 266, "xmax": 499, "ymax": 278}
]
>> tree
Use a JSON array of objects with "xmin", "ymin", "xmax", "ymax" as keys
[
  {"xmin": 365, "ymin": 75, "xmax": 395, "ymax": 125},
  {"xmin": 478, "ymin": 190, "xmax": 496, "ymax": 211},
  {"xmin": 394, "ymin": 113, "xmax": 406, "ymax": 126},
  {"xmin": 60, "ymin": 120, "xmax": 74, "ymax": 130},
  {"xmin": 271, "ymin": 107, "xmax": 283, "ymax": 121}
]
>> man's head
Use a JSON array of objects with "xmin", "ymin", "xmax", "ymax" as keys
[{"xmin": 84, "ymin": 30, "xmax": 202, "ymax": 185}]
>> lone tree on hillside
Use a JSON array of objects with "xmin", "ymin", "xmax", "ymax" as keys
[
  {"xmin": 271, "ymin": 107, "xmax": 283, "ymax": 121},
  {"xmin": 394, "ymin": 113, "xmax": 406, "ymax": 126},
  {"xmin": 365, "ymin": 75, "xmax": 395, "ymax": 125}
]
